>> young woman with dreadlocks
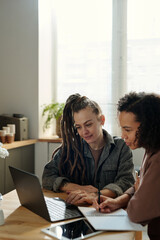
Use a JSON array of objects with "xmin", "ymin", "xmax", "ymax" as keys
[{"xmin": 42, "ymin": 94, "xmax": 135, "ymax": 205}]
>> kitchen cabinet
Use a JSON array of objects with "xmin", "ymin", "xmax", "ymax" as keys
[
  {"xmin": 35, "ymin": 139, "xmax": 61, "ymax": 183},
  {"xmin": 0, "ymin": 158, "xmax": 5, "ymax": 194},
  {"xmin": 1, "ymin": 141, "xmax": 36, "ymax": 194},
  {"xmin": 48, "ymin": 142, "xmax": 61, "ymax": 161}
]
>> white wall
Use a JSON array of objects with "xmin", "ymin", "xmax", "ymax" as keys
[
  {"xmin": 0, "ymin": 0, "xmax": 38, "ymax": 138},
  {"xmin": 0, "ymin": 0, "xmax": 56, "ymax": 138}
]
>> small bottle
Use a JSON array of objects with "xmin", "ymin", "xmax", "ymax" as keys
[{"xmin": 6, "ymin": 133, "xmax": 14, "ymax": 143}]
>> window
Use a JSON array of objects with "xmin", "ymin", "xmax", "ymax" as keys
[
  {"xmin": 40, "ymin": 0, "xmax": 160, "ymax": 137},
  {"xmin": 53, "ymin": 0, "xmax": 114, "ymax": 133},
  {"xmin": 127, "ymin": 0, "xmax": 160, "ymax": 94}
]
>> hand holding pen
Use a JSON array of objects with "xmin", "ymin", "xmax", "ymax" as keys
[{"xmin": 93, "ymin": 194, "xmax": 119, "ymax": 213}]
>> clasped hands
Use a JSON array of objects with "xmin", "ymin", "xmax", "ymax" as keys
[
  {"xmin": 66, "ymin": 185, "xmax": 98, "ymax": 205},
  {"xmin": 66, "ymin": 185, "xmax": 131, "ymax": 214},
  {"xmin": 65, "ymin": 185, "xmax": 118, "ymax": 213},
  {"xmin": 66, "ymin": 188, "xmax": 120, "ymax": 213}
]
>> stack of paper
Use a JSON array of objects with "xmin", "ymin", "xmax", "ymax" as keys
[{"xmin": 78, "ymin": 207, "xmax": 146, "ymax": 231}]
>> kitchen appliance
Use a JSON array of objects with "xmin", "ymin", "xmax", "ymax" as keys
[{"xmin": 0, "ymin": 114, "xmax": 28, "ymax": 141}]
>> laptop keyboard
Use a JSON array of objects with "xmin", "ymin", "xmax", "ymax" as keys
[{"xmin": 45, "ymin": 197, "xmax": 82, "ymax": 221}]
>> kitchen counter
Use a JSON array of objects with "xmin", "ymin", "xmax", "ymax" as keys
[
  {"xmin": 3, "ymin": 139, "xmax": 38, "ymax": 150},
  {"xmin": 2, "ymin": 137, "xmax": 62, "ymax": 150},
  {"xmin": 38, "ymin": 136, "xmax": 62, "ymax": 143}
]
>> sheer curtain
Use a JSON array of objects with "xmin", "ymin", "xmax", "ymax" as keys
[
  {"xmin": 53, "ymin": 0, "xmax": 123, "ymax": 135},
  {"xmin": 127, "ymin": 0, "xmax": 160, "ymax": 94},
  {"xmin": 40, "ymin": 0, "xmax": 160, "ymax": 139}
]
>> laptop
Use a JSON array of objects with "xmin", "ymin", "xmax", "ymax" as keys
[{"xmin": 9, "ymin": 166, "xmax": 82, "ymax": 222}]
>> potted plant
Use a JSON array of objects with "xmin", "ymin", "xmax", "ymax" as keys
[{"xmin": 42, "ymin": 102, "xmax": 65, "ymax": 137}]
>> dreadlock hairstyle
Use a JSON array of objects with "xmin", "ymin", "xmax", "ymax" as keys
[
  {"xmin": 57, "ymin": 93, "xmax": 102, "ymax": 184},
  {"xmin": 117, "ymin": 92, "xmax": 160, "ymax": 152}
]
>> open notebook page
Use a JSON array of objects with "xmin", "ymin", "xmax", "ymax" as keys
[{"xmin": 78, "ymin": 207, "xmax": 147, "ymax": 231}]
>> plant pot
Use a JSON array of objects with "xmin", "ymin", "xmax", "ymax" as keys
[{"xmin": 56, "ymin": 117, "xmax": 62, "ymax": 138}]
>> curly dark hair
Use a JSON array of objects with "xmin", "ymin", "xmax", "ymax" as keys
[
  {"xmin": 117, "ymin": 92, "xmax": 160, "ymax": 152},
  {"xmin": 53, "ymin": 93, "xmax": 102, "ymax": 184}
]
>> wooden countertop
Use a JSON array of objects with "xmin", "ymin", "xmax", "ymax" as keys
[
  {"xmin": 0, "ymin": 189, "xmax": 141, "ymax": 240},
  {"xmin": 3, "ymin": 139, "xmax": 38, "ymax": 150},
  {"xmin": 38, "ymin": 136, "xmax": 62, "ymax": 143},
  {"xmin": 2, "ymin": 137, "xmax": 62, "ymax": 150}
]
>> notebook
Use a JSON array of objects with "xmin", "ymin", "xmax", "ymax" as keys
[
  {"xmin": 9, "ymin": 166, "xmax": 82, "ymax": 222},
  {"xmin": 78, "ymin": 207, "xmax": 147, "ymax": 231}
]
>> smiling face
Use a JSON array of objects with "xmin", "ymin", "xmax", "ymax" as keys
[
  {"xmin": 118, "ymin": 111, "xmax": 141, "ymax": 150},
  {"xmin": 73, "ymin": 107, "xmax": 105, "ymax": 148}
]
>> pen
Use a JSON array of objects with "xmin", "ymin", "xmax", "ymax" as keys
[{"xmin": 98, "ymin": 186, "xmax": 101, "ymax": 212}]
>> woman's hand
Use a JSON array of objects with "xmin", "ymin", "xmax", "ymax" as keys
[
  {"xmin": 92, "ymin": 194, "xmax": 130, "ymax": 213},
  {"xmin": 92, "ymin": 195, "xmax": 120, "ymax": 213},
  {"xmin": 78, "ymin": 185, "xmax": 98, "ymax": 193},
  {"xmin": 60, "ymin": 183, "xmax": 97, "ymax": 193},
  {"xmin": 66, "ymin": 190, "xmax": 97, "ymax": 205}
]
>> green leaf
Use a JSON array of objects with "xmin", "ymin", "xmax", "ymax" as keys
[{"xmin": 42, "ymin": 101, "xmax": 65, "ymax": 131}]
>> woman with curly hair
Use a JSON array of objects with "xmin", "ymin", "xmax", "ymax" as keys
[
  {"xmin": 93, "ymin": 92, "xmax": 160, "ymax": 240},
  {"xmin": 42, "ymin": 93, "xmax": 134, "ymax": 205}
]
